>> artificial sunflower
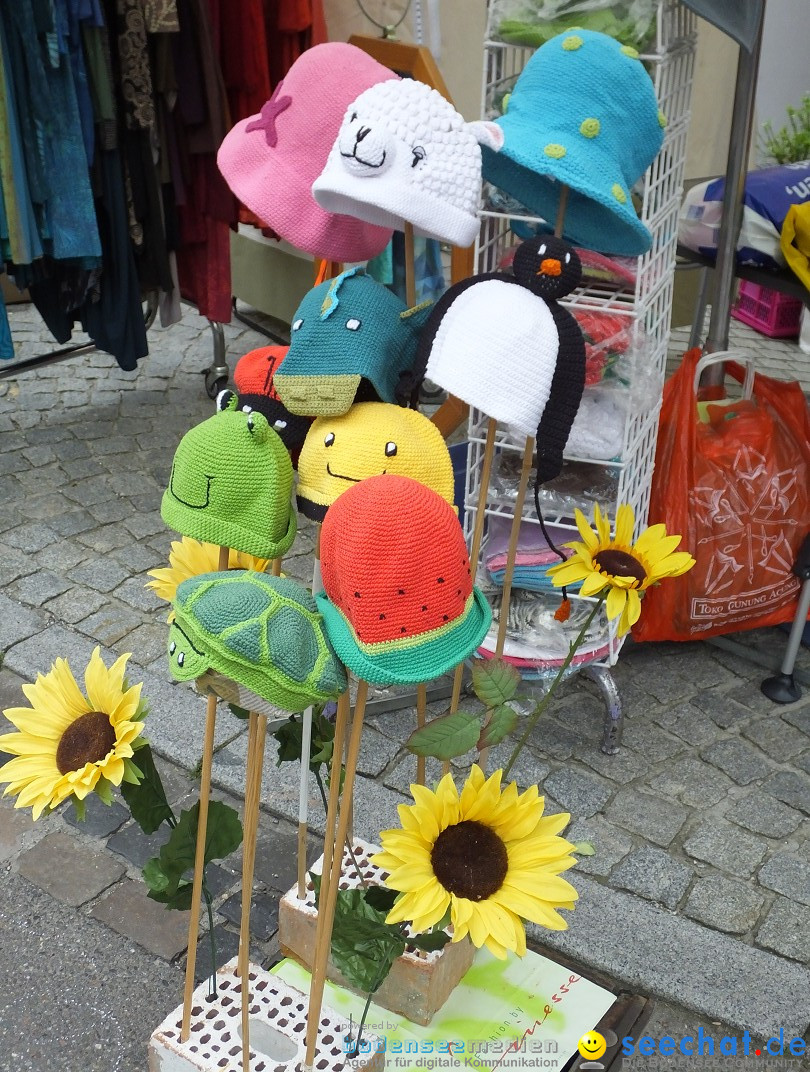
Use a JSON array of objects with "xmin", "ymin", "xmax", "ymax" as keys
[
  {"xmin": 373, "ymin": 765, "xmax": 577, "ymax": 959},
  {"xmin": 0, "ymin": 648, "xmax": 146, "ymax": 819},
  {"xmin": 146, "ymin": 537, "xmax": 271, "ymax": 616},
  {"xmin": 546, "ymin": 503, "xmax": 695, "ymax": 636}
]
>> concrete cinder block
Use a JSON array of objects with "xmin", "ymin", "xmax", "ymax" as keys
[
  {"xmin": 278, "ymin": 838, "xmax": 474, "ymax": 1027},
  {"xmin": 149, "ymin": 959, "xmax": 383, "ymax": 1072}
]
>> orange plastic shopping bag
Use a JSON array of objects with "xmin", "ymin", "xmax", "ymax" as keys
[{"xmin": 633, "ymin": 348, "xmax": 810, "ymax": 642}]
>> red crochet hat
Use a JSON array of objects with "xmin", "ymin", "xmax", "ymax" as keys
[{"xmin": 315, "ymin": 474, "xmax": 491, "ymax": 685}]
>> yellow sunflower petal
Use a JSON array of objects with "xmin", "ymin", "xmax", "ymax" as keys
[
  {"xmin": 605, "ymin": 584, "xmax": 628, "ymax": 623},
  {"xmin": 647, "ymin": 550, "xmax": 695, "ymax": 581},
  {"xmin": 574, "ymin": 508, "xmax": 599, "ymax": 551},
  {"xmin": 636, "ymin": 532, "xmax": 683, "ymax": 566},
  {"xmin": 0, "ymin": 732, "xmax": 60, "ymax": 757},
  {"xmin": 593, "ymin": 503, "xmax": 611, "ymax": 546},
  {"xmin": 1, "ymin": 706, "xmax": 65, "ymax": 740},
  {"xmin": 84, "ymin": 648, "xmax": 129, "ymax": 716},
  {"xmin": 613, "ymin": 503, "xmax": 635, "ymax": 547},
  {"xmin": 22, "ymin": 661, "xmax": 89, "ymax": 728},
  {"xmin": 547, "ymin": 559, "xmax": 591, "ymax": 587},
  {"xmin": 579, "ymin": 570, "xmax": 608, "ymax": 597}
]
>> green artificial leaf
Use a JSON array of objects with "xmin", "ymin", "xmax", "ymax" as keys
[
  {"xmin": 573, "ymin": 841, "xmax": 596, "ymax": 857},
  {"xmin": 330, "ymin": 888, "xmax": 405, "ymax": 994},
  {"xmin": 143, "ymin": 857, "xmax": 170, "ymax": 894},
  {"xmin": 404, "ymin": 710, "xmax": 481, "ymax": 760},
  {"xmin": 120, "ymin": 744, "xmax": 175, "ymax": 834},
  {"xmin": 273, "ymin": 710, "xmax": 335, "ymax": 771},
  {"xmin": 363, "ymin": 885, "xmax": 398, "ymax": 914},
  {"xmin": 147, "ymin": 801, "xmax": 243, "ymax": 909},
  {"xmin": 471, "ymin": 657, "xmax": 521, "ymax": 707},
  {"xmin": 148, "ymin": 880, "xmax": 194, "ymax": 911},
  {"xmin": 71, "ymin": 797, "xmax": 87, "ymax": 823},
  {"xmin": 408, "ymin": 929, "xmax": 451, "ymax": 953},
  {"xmin": 477, "ymin": 704, "xmax": 519, "ymax": 751},
  {"xmin": 94, "ymin": 777, "xmax": 113, "ymax": 806},
  {"xmin": 228, "ymin": 704, "xmax": 250, "ymax": 720},
  {"xmin": 121, "ymin": 757, "xmax": 143, "ymax": 785}
]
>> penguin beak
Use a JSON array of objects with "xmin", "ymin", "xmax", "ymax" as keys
[{"xmin": 537, "ymin": 258, "xmax": 562, "ymax": 276}]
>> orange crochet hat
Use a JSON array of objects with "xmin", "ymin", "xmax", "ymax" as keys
[
  {"xmin": 316, "ymin": 474, "xmax": 491, "ymax": 685},
  {"xmin": 233, "ymin": 345, "xmax": 313, "ymax": 458}
]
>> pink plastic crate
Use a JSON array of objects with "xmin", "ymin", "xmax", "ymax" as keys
[{"xmin": 731, "ymin": 280, "xmax": 803, "ymax": 338}]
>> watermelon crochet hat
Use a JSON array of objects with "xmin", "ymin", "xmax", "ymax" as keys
[
  {"xmin": 168, "ymin": 571, "xmax": 346, "ymax": 712},
  {"xmin": 316, "ymin": 475, "xmax": 491, "ymax": 685},
  {"xmin": 481, "ymin": 30, "xmax": 665, "ymax": 256},
  {"xmin": 161, "ymin": 394, "xmax": 296, "ymax": 559},
  {"xmin": 273, "ymin": 268, "xmax": 432, "ymax": 418},
  {"xmin": 296, "ymin": 402, "xmax": 456, "ymax": 521},
  {"xmin": 232, "ymin": 346, "xmax": 313, "ymax": 458}
]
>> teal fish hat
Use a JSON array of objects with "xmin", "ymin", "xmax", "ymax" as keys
[{"xmin": 273, "ymin": 267, "xmax": 432, "ymax": 417}]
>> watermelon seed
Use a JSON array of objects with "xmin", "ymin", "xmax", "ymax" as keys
[
  {"xmin": 457, "ymin": 588, "xmax": 462, "ymax": 595},
  {"xmin": 437, "ymin": 577, "xmax": 445, "ymax": 583},
  {"xmin": 443, "ymin": 615, "xmax": 449, "ymax": 621},
  {"xmin": 400, "ymin": 626, "xmax": 407, "ymax": 633},
  {"xmin": 421, "ymin": 605, "xmax": 427, "ymax": 612},
  {"xmin": 379, "ymin": 613, "xmax": 385, "ymax": 620},
  {"xmin": 354, "ymin": 591, "xmax": 361, "ymax": 598},
  {"xmin": 398, "ymin": 588, "xmax": 405, "ymax": 595}
]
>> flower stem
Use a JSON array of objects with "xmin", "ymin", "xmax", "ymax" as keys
[
  {"xmin": 503, "ymin": 595, "xmax": 606, "ymax": 779},
  {"xmin": 202, "ymin": 875, "xmax": 218, "ymax": 999},
  {"xmin": 348, "ymin": 958, "xmax": 390, "ymax": 1058}
]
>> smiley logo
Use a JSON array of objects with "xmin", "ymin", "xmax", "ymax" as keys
[
  {"xmin": 295, "ymin": 402, "xmax": 456, "ymax": 521},
  {"xmin": 578, "ymin": 1032, "xmax": 607, "ymax": 1061}
]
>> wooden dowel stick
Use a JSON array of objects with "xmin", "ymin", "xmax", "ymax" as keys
[
  {"xmin": 416, "ymin": 683, "xmax": 427, "ymax": 785},
  {"xmin": 297, "ymin": 706, "xmax": 313, "ymax": 899},
  {"xmin": 496, "ymin": 436, "xmax": 535, "ymax": 658},
  {"xmin": 304, "ymin": 680, "xmax": 368, "ymax": 1071},
  {"xmin": 181, "ymin": 543, "xmax": 229, "ymax": 1041},
  {"xmin": 317, "ymin": 690, "xmax": 350, "ymax": 918},
  {"xmin": 448, "ymin": 417, "xmax": 498, "ymax": 719},
  {"xmin": 239, "ymin": 711, "xmax": 268, "ymax": 1072},
  {"xmin": 554, "ymin": 184, "xmax": 569, "ymax": 239},
  {"xmin": 404, "ymin": 221, "xmax": 416, "ymax": 308},
  {"xmin": 271, "ymin": 557, "xmax": 282, "ymax": 577},
  {"xmin": 344, "ymin": 697, "xmax": 354, "ymax": 846}
]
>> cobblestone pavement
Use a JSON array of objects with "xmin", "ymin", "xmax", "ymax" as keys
[{"xmin": 0, "ymin": 302, "xmax": 809, "ymax": 1050}]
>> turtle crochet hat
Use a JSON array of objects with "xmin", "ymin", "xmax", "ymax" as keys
[
  {"xmin": 316, "ymin": 474, "xmax": 491, "ymax": 686},
  {"xmin": 481, "ymin": 30, "xmax": 665, "ymax": 256},
  {"xmin": 161, "ymin": 393, "xmax": 296, "ymax": 559},
  {"xmin": 168, "ymin": 571, "xmax": 346, "ymax": 712},
  {"xmin": 296, "ymin": 401, "xmax": 456, "ymax": 522},
  {"xmin": 274, "ymin": 267, "xmax": 432, "ymax": 418}
]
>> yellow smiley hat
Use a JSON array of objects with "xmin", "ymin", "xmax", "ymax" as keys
[{"xmin": 296, "ymin": 401, "xmax": 456, "ymax": 521}]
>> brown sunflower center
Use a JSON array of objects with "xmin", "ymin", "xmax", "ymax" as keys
[
  {"xmin": 56, "ymin": 711, "xmax": 116, "ymax": 775},
  {"xmin": 594, "ymin": 549, "xmax": 646, "ymax": 585},
  {"xmin": 430, "ymin": 820, "xmax": 508, "ymax": 902}
]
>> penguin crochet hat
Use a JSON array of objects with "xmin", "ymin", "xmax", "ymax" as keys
[
  {"xmin": 312, "ymin": 79, "xmax": 504, "ymax": 248},
  {"xmin": 274, "ymin": 268, "xmax": 432, "ymax": 418},
  {"xmin": 217, "ymin": 43, "xmax": 397, "ymax": 262},
  {"xmin": 316, "ymin": 475, "xmax": 491, "ymax": 686},
  {"xmin": 232, "ymin": 347, "xmax": 313, "ymax": 457},
  {"xmin": 406, "ymin": 236, "xmax": 586, "ymax": 484},
  {"xmin": 161, "ymin": 394, "xmax": 297, "ymax": 559},
  {"xmin": 296, "ymin": 402, "xmax": 456, "ymax": 522},
  {"xmin": 168, "ymin": 571, "xmax": 346, "ymax": 712},
  {"xmin": 481, "ymin": 30, "xmax": 665, "ymax": 256}
]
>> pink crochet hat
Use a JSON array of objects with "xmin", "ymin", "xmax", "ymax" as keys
[{"xmin": 217, "ymin": 43, "xmax": 397, "ymax": 262}]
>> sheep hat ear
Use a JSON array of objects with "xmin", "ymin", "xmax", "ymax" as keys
[
  {"xmin": 313, "ymin": 79, "xmax": 488, "ymax": 248},
  {"xmin": 467, "ymin": 120, "xmax": 504, "ymax": 152}
]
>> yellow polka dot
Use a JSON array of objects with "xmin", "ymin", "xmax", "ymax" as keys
[
  {"xmin": 621, "ymin": 45, "xmax": 640, "ymax": 59},
  {"xmin": 580, "ymin": 118, "xmax": 601, "ymax": 138},
  {"xmin": 658, "ymin": 110, "xmax": 668, "ymax": 128},
  {"xmin": 544, "ymin": 144, "xmax": 567, "ymax": 159},
  {"xmin": 611, "ymin": 183, "xmax": 627, "ymax": 204},
  {"xmin": 502, "ymin": 92, "xmax": 511, "ymax": 114},
  {"xmin": 562, "ymin": 35, "xmax": 583, "ymax": 51}
]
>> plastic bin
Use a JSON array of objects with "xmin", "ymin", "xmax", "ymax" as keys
[{"xmin": 731, "ymin": 281, "xmax": 803, "ymax": 338}]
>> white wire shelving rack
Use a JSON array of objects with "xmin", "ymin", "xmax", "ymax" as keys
[{"xmin": 464, "ymin": 2, "xmax": 698, "ymax": 704}]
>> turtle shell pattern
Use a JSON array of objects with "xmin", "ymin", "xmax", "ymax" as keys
[{"xmin": 169, "ymin": 570, "xmax": 346, "ymax": 712}]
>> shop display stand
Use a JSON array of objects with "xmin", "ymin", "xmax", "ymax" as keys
[{"xmin": 465, "ymin": 0, "xmax": 697, "ymax": 742}]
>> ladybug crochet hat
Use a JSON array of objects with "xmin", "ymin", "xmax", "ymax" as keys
[
  {"xmin": 233, "ymin": 346, "xmax": 313, "ymax": 457},
  {"xmin": 405, "ymin": 236, "xmax": 586, "ymax": 484},
  {"xmin": 296, "ymin": 402, "xmax": 456, "ymax": 522},
  {"xmin": 168, "ymin": 571, "xmax": 346, "ymax": 711},
  {"xmin": 161, "ymin": 394, "xmax": 297, "ymax": 559},
  {"xmin": 313, "ymin": 79, "xmax": 504, "ymax": 248},
  {"xmin": 274, "ymin": 268, "xmax": 432, "ymax": 418},
  {"xmin": 481, "ymin": 30, "xmax": 665, "ymax": 256},
  {"xmin": 217, "ymin": 43, "xmax": 397, "ymax": 262},
  {"xmin": 316, "ymin": 475, "xmax": 491, "ymax": 686}
]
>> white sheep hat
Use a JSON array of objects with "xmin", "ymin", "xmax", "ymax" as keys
[{"xmin": 312, "ymin": 79, "xmax": 503, "ymax": 248}]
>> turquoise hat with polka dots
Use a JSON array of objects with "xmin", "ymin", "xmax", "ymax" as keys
[{"xmin": 481, "ymin": 29, "xmax": 665, "ymax": 257}]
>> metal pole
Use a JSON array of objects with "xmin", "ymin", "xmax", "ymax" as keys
[{"xmin": 702, "ymin": 2, "xmax": 766, "ymax": 382}]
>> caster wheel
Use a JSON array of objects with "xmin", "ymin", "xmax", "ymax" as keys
[{"xmin": 204, "ymin": 371, "xmax": 228, "ymax": 400}]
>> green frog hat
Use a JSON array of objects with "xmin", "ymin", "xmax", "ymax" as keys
[{"xmin": 161, "ymin": 393, "xmax": 296, "ymax": 559}]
